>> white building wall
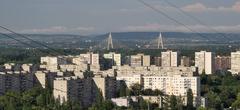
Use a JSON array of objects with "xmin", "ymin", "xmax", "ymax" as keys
[
  {"xmin": 161, "ymin": 51, "xmax": 178, "ymax": 67},
  {"xmin": 195, "ymin": 51, "xmax": 214, "ymax": 74},
  {"xmin": 231, "ymin": 51, "xmax": 240, "ymax": 74}
]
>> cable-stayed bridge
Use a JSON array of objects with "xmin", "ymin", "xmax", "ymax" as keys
[{"xmin": 92, "ymin": 32, "xmax": 165, "ymax": 50}]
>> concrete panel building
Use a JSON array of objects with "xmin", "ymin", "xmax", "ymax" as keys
[
  {"xmin": 143, "ymin": 75, "xmax": 200, "ymax": 97},
  {"xmin": 231, "ymin": 51, "xmax": 240, "ymax": 74},
  {"xmin": 154, "ymin": 57, "xmax": 161, "ymax": 66},
  {"xmin": 116, "ymin": 74, "xmax": 143, "ymax": 88},
  {"xmin": 80, "ymin": 52, "xmax": 99, "ymax": 65},
  {"xmin": 103, "ymin": 52, "xmax": 121, "ymax": 66},
  {"xmin": 0, "ymin": 71, "xmax": 34, "ymax": 94},
  {"xmin": 195, "ymin": 51, "xmax": 215, "ymax": 74},
  {"xmin": 161, "ymin": 51, "xmax": 179, "ymax": 67},
  {"xmin": 53, "ymin": 76, "xmax": 93, "ymax": 107},
  {"xmin": 215, "ymin": 56, "xmax": 231, "ymax": 71},
  {"xmin": 180, "ymin": 56, "xmax": 191, "ymax": 67},
  {"xmin": 130, "ymin": 54, "xmax": 150, "ymax": 67},
  {"xmin": 93, "ymin": 74, "xmax": 117, "ymax": 99}
]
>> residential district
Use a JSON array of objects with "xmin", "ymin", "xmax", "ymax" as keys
[{"xmin": 1, "ymin": 50, "xmax": 240, "ymax": 109}]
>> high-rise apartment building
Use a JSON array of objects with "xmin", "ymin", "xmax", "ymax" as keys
[
  {"xmin": 53, "ymin": 75, "xmax": 116, "ymax": 107},
  {"xmin": 93, "ymin": 74, "xmax": 117, "ymax": 99},
  {"xmin": 103, "ymin": 52, "xmax": 121, "ymax": 66},
  {"xmin": 180, "ymin": 56, "xmax": 191, "ymax": 67},
  {"xmin": 130, "ymin": 54, "xmax": 150, "ymax": 67},
  {"xmin": 53, "ymin": 76, "xmax": 93, "ymax": 107},
  {"xmin": 80, "ymin": 52, "xmax": 99, "ymax": 65},
  {"xmin": 215, "ymin": 56, "xmax": 231, "ymax": 71},
  {"xmin": 0, "ymin": 71, "xmax": 34, "ymax": 94},
  {"xmin": 154, "ymin": 57, "xmax": 161, "ymax": 66},
  {"xmin": 231, "ymin": 51, "xmax": 240, "ymax": 74},
  {"xmin": 195, "ymin": 51, "xmax": 215, "ymax": 74},
  {"xmin": 161, "ymin": 51, "xmax": 179, "ymax": 67}
]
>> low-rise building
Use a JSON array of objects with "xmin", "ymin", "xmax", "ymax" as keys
[{"xmin": 111, "ymin": 97, "xmax": 131, "ymax": 107}]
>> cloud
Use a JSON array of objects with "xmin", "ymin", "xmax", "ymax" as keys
[
  {"xmin": 232, "ymin": 1, "xmax": 240, "ymax": 12},
  {"xmin": 20, "ymin": 26, "xmax": 95, "ymax": 34},
  {"xmin": 182, "ymin": 1, "xmax": 240, "ymax": 12},
  {"xmin": 122, "ymin": 23, "xmax": 240, "ymax": 33},
  {"xmin": 75, "ymin": 27, "xmax": 95, "ymax": 31},
  {"xmin": 182, "ymin": 3, "xmax": 208, "ymax": 12}
]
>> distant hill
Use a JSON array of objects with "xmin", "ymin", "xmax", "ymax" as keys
[
  {"xmin": 1, "ymin": 32, "xmax": 240, "ymax": 48},
  {"xmin": 90, "ymin": 32, "xmax": 240, "ymax": 42}
]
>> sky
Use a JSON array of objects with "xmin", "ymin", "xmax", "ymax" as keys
[{"xmin": 1, "ymin": 0, "xmax": 240, "ymax": 35}]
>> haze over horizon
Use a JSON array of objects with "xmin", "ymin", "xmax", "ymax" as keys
[{"xmin": 1, "ymin": 0, "xmax": 240, "ymax": 34}]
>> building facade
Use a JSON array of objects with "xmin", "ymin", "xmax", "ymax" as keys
[
  {"xmin": 80, "ymin": 52, "xmax": 99, "ymax": 65},
  {"xmin": 195, "ymin": 51, "xmax": 215, "ymax": 74},
  {"xmin": 103, "ymin": 52, "xmax": 121, "ymax": 66},
  {"xmin": 215, "ymin": 56, "xmax": 231, "ymax": 71},
  {"xmin": 130, "ymin": 54, "xmax": 150, "ymax": 67},
  {"xmin": 161, "ymin": 51, "xmax": 179, "ymax": 67},
  {"xmin": 180, "ymin": 56, "xmax": 191, "ymax": 67}
]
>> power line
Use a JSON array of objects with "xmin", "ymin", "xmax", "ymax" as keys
[
  {"xmin": 161, "ymin": 0, "xmax": 232, "ymax": 41},
  {"xmin": 0, "ymin": 26, "xmax": 66, "ymax": 56},
  {"xmin": 0, "ymin": 33, "xmax": 68, "ymax": 92},
  {"xmin": 0, "ymin": 33, "xmax": 74, "ymax": 93},
  {"xmin": 0, "ymin": 33, "xmax": 56, "ymax": 55},
  {"xmin": 135, "ymin": 0, "xmax": 212, "ymax": 41}
]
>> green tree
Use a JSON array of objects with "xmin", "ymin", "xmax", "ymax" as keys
[
  {"xmin": 119, "ymin": 81, "xmax": 127, "ymax": 97},
  {"xmin": 36, "ymin": 94, "xmax": 46, "ymax": 106},
  {"xmin": 232, "ymin": 93, "xmax": 240, "ymax": 109},
  {"xmin": 130, "ymin": 83, "xmax": 142, "ymax": 96},
  {"xmin": 197, "ymin": 106, "xmax": 207, "ymax": 110},
  {"xmin": 170, "ymin": 95, "xmax": 177, "ymax": 110},
  {"xmin": 83, "ymin": 70, "xmax": 94, "ymax": 78},
  {"xmin": 206, "ymin": 91, "xmax": 222, "ymax": 109},
  {"xmin": 187, "ymin": 89, "xmax": 194, "ymax": 110}
]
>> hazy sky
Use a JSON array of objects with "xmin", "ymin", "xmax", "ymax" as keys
[{"xmin": 1, "ymin": 0, "xmax": 240, "ymax": 34}]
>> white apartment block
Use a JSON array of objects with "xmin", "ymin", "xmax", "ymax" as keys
[
  {"xmin": 35, "ymin": 71, "xmax": 57, "ymax": 88},
  {"xmin": 53, "ymin": 76, "xmax": 93, "ymax": 107},
  {"xmin": 231, "ymin": 51, "xmax": 240, "ymax": 74},
  {"xmin": 143, "ymin": 75, "xmax": 200, "ymax": 97},
  {"xmin": 80, "ymin": 52, "xmax": 99, "ymax": 65},
  {"xmin": 130, "ymin": 54, "xmax": 150, "ymax": 67},
  {"xmin": 116, "ymin": 74, "xmax": 200, "ymax": 98},
  {"xmin": 40, "ymin": 56, "xmax": 67, "ymax": 72},
  {"xmin": 104, "ymin": 52, "xmax": 121, "ymax": 66},
  {"xmin": 53, "ymin": 75, "xmax": 116, "ymax": 107},
  {"xmin": 59, "ymin": 64, "xmax": 88, "ymax": 72},
  {"xmin": 116, "ymin": 74, "xmax": 143, "ymax": 88},
  {"xmin": 115, "ymin": 65, "xmax": 197, "ymax": 77},
  {"xmin": 41, "ymin": 56, "xmax": 67, "ymax": 65},
  {"xmin": 195, "ymin": 51, "xmax": 215, "ymax": 74},
  {"xmin": 93, "ymin": 74, "xmax": 117, "ymax": 99},
  {"xmin": 161, "ymin": 50, "xmax": 178, "ymax": 67}
]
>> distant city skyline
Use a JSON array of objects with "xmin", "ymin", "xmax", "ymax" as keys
[{"xmin": 1, "ymin": 0, "xmax": 240, "ymax": 34}]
